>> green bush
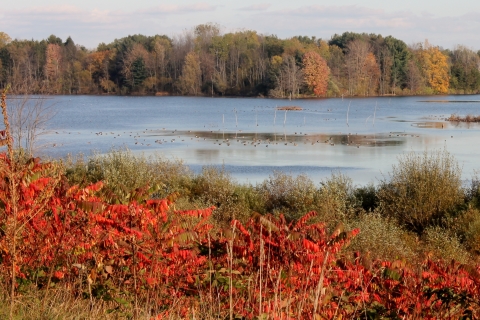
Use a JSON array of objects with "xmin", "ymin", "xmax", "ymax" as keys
[
  {"xmin": 354, "ymin": 183, "xmax": 378, "ymax": 212},
  {"xmin": 378, "ymin": 150, "xmax": 463, "ymax": 233}
]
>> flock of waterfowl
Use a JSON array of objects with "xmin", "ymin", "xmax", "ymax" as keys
[
  {"xmin": 49, "ymin": 126, "xmax": 428, "ymax": 151},
  {"xmin": 47, "ymin": 104, "xmax": 463, "ymax": 151}
]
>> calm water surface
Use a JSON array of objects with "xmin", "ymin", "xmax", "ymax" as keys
[{"xmin": 28, "ymin": 95, "xmax": 480, "ymax": 185}]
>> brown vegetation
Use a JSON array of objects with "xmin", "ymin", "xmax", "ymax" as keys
[
  {"xmin": 276, "ymin": 106, "xmax": 303, "ymax": 110},
  {"xmin": 446, "ymin": 114, "xmax": 480, "ymax": 122}
]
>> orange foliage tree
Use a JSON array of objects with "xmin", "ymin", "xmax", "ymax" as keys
[
  {"xmin": 302, "ymin": 51, "xmax": 330, "ymax": 96},
  {"xmin": 363, "ymin": 52, "xmax": 381, "ymax": 96}
]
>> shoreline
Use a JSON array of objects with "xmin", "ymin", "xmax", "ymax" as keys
[{"xmin": 4, "ymin": 91, "xmax": 480, "ymax": 99}]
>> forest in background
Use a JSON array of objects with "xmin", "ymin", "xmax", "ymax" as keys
[{"xmin": 0, "ymin": 23, "xmax": 480, "ymax": 97}]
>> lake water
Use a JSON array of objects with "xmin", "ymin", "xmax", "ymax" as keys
[{"xmin": 17, "ymin": 95, "xmax": 480, "ymax": 186}]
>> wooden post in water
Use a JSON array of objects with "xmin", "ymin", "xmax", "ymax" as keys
[{"xmin": 346, "ymin": 101, "xmax": 351, "ymax": 127}]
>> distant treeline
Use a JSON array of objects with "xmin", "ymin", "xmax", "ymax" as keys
[{"xmin": 0, "ymin": 25, "xmax": 479, "ymax": 97}]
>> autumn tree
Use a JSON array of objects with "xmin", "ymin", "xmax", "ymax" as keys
[
  {"xmin": 406, "ymin": 60, "xmax": 423, "ymax": 94},
  {"xmin": 194, "ymin": 23, "xmax": 220, "ymax": 94},
  {"xmin": 267, "ymin": 55, "xmax": 284, "ymax": 97},
  {"xmin": 151, "ymin": 36, "xmax": 170, "ymax": 92},
  {"xmin": 269, "ymin": 55, "xmax": 303, "ymax": 98},
  {"xmin": 0, "ymin": 32, "xmax": 11, "ymax": 48},
  {"xmin": 282, "ymin": 37, "xmax": 306, "ymax": 66},
  {"xmin": 417, "ymin": 41, "xmax": 450, "ymax": 94},
  {"xmin": 179, "ymin": 51, "xmax": 201, "ymax": 95},
  {"xmin": 171, "ymin": 31, "xmax": 195, "ymax": 85},
  {"xmin": 345, "ymin": 39, "xmax": 372, "ymax": 95},
  {"xmin": 363, "ymin": 52, "xmax": 380, "ymax": 96},
  {"xmin": 88, "ymin": 50, "xmax": 111, "ymax": 92},
  {"xmin": 2, "ymin": 29, "xmax": 480, "ymax": 97},
  {"xmin": 225, "ymin": 30, "xmax": 262, "ymax": 93},
  {"xmin": 210, "ymin": 34, "xmax": 230, "ymax": 95},
  {"xmin": 123, "ymin": 43, "xmax": 150, "ymax": 91},
  {"xmin": 449, "ymin": 45, "xmax": 480, "ymax": 93},
  {"xmin": 44, "ymin": 43, "xmax": 63, "ymax": 93},
  {"xmin": 302, "ymin": 51, "xmax": 330, "ymax": 96},
  {"xmin": 326, "ymin": 45, "xmax": 346, "ymax": 95}
]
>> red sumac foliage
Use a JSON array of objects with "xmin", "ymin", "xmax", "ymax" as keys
[{"xmin": 1, "ymin": 154, "xmax": 480, "ymax": 318}]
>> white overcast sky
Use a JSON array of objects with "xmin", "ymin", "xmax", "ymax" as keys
[{"xmin": 1, "ymin": 0, "xmax": 478, "ymax": 50}]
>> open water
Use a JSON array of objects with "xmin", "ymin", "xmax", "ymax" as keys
[{"xmin": 16, "ymin": 95, "xmax": 480, "ymax": 185}]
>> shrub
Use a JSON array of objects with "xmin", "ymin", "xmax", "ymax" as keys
[
  {"xmin": 148, "ymin": 153, "xmax": 192, "ymax": 198},
  {"xmin": 258, "ymin": 171, "xmax": 318, "ymax": 220},
  {"xmin": 423, "ymin": 226, "xmax": 470, "ymax": 264},
  {"xmin": 232, "ymin": 184, "xmax": 265, "ymax": 216},
  {"xmin": 348, "ymin": 213, "xmax": 416, "ymax": 262},
  {"xmin": 65, "ymin": 149, "xmax": 192, "ymax": 201},
  {"xmin": 189, "ymin": 166, "xmax": 245, "ymax": 223},
  {"xmin": 354, "ymin": 183, "xmax": 378, "ymax": 212},
  {"xmin": 378, "ymin": 150, "xmax": 463, "ymax": 233},
  {"xmin": 449, "ymin": 206, "xmax": 480, "ymax": 255},
  {"xmin": 316, "ymin": 173, "xmax": 358, "ymax": 225},
  {"xmin": 465, "ymin": 172, "xmax": 480, "ymax": 208}
]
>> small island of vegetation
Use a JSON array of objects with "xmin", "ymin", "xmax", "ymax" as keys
[
  {"xmin": 446, "ymin": 114, "xmax": 480, "ymax": 122},
  {"xmin": 276, "ymin": 106, "xmax": 303, "ymax": 111}
]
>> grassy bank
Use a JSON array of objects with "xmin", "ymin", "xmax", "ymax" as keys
[{"xmin": 1, "ymin": 147, "xmax": 480, "ymax": 319}]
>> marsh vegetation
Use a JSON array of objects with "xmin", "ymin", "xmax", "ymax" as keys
[{"xmin": 3, "ymin": 93, "xmax": 480, "ymax": 318}]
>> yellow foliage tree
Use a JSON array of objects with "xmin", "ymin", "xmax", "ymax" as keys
[
  {"xmin": 418, "ymin": 42, "xmax": 450, "ymax": 94},
  {"xmin": 179, "ymin": 52, "xmax": 201, "ymax": 95},
  {"xmin": 0, "ymin": 32, "xmax": 11, "ymax": 48}
]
